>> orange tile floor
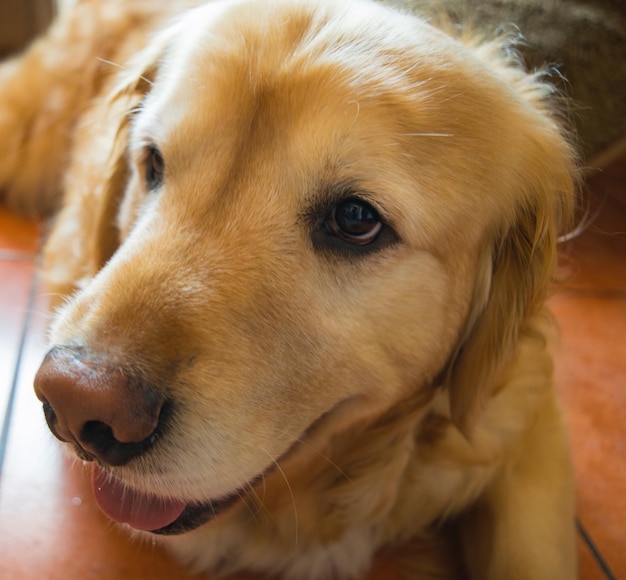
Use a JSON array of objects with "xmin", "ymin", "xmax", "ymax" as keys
[{"xmin": 0, "ymin": 156, "xmax": 624, "ymax": 579}]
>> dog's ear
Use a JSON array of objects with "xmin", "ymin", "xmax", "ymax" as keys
[
  {"xmin": 446, "ymin": 44, "xmax": 579, "ymax": 433},
  {"xmin": 43, "ymin": 39, "xmax": 168, "ymax": 301},
  {"xmin": 89, "ymin": 46, "xmax": 165, "ymax": 270}
]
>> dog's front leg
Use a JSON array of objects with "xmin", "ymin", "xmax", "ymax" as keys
[{"xmin": 458, "ymin": 395, "xmax": 577, "ymax": 580}]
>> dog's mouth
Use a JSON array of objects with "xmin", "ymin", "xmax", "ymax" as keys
[
  {"xmin": 89, "ymin": 404, "xmax": 345, "ymax": 535},
  {"xmin": 91, "ymin": 464, "xmax": 253, "ymax": 535}
]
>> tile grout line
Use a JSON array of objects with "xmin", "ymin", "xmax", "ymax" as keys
[
  {"xmin": 0, "ymin": 250, "xmax": 37, "ymax": 262},
  {"xmin": 577, "ymin": 518, "xmax": 618, "ymax": 580},
  {"xmin": 0, "ymin": 262, "xmax": 40, "ymax": 483}
]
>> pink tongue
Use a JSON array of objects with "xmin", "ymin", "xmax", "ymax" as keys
[{"xmin": 91, "ymin": 465, "xmax": 186, "ymax": 531}]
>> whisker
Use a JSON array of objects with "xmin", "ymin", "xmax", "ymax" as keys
[
  {"xmin": 36, "ymin": 291, "xmax": 66, "ymax": 299},
  {"xmin": 347, "ymin": 99, "xmax": 360, "ymax": 127},
  {"xmin": 558, "ymin": 189, "xmax": 608, "ymax": 243},
  {"xmin": 237, "ymin": 487, "xmax": 262, "ymax": 525},
  {"xmin": 245, "ymin": 482, "xmax": 271, "ymax": 527},
  {"xmin": 260, "ymin": 447, "xmax": 298, "ymax": 547},
  {"xmin": 96, "ymin": 57, "xmax": 129, "ymax": 73},
  {"xmin": 274, "ymin": 428, "xmax": 352, "ymax": 483},
  {"xmin": 96, "ymin": 57, "xmax": 153, "ymax": 87},
  {"xmin": 401, "ymin": 132, "xmax": 455, "ymax": 137},
  {"xmin": 138, "ymin": 75, "xmax": 154, "ymax": 87}
]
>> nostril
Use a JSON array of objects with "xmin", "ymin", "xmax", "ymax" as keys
[
  {"xmin": 41, "ymin": 400, "xmax": 68, "ymax": 443},
  {"xmin": 81, "ymin": 420, "xmax": 116, "ymax": 447},
  {"xmin": 80, "ymin": 420, "xmax": 158, "ymax": 467},
  {"xmin": 41, "ymin": 400, "xmax": 57, "ymax": 430}
]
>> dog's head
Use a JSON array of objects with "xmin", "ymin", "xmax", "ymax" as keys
[{"xmin": 35, "ymin": 0, "xmax": 577, "ymax": 535}]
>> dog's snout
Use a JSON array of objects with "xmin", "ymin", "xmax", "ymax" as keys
[{"xmin": 34, "ymin": 347, "xmax": 166, "ymax": 466}]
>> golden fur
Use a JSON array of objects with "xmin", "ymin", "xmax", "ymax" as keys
[{"xmin": 0, "ymin": 0, "xmax": 578, "ymax": 578}]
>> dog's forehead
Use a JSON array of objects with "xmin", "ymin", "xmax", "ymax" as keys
[{"xmin": 136, "ymin": 0, "xmax": 468, "ymax": 150}]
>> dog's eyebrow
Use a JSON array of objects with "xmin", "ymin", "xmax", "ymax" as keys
[
  {"xmin": 129, "ymin": 122, "xmax": 160, "ymax": 157},
  {"xmin": 301, "ymin": 180, "xmax": 359, "ymax": 218},
  {"xmin": 300, "ymin": 180, "xmax": 389, "ymax": 225},
  {"xmin": 128, "ymin": 95, "xmax": 169, "ymax": 155}
]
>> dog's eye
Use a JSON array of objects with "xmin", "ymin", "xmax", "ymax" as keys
[
  {"xmin": 327, "ymin": 198, "xmax": 383, "ymax": 245},
  {"xmin": 146, "ymin": 145, "xmax": 164, "ymax": 189},
  {"xmin": 310, "ymin": 194, "xmax": 398, "ymax": 256}
]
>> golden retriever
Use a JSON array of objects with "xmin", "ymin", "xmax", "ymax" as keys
[{"xmin": 0, "ymin": 0, "xmax": 578, "ymax": 578}]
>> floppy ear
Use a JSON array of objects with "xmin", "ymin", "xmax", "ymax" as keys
[
  {"xmin": 446, "ymin": 42, "xmax": 579, "ymax": 433},
  {"xmin": 43, "ymin": 44, "xmax": 164, "ymax": 303},
  {"xmin": 90, "ymin": 69, "xmax": 157, "ymax": 269}
]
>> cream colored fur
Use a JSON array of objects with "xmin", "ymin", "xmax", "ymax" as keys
[{"xmin": 0, "ymin": 0, "xmax": 578, "ymax": 578}]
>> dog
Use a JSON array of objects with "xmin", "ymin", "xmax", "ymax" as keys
[{"xmin": 0, "ymin": 0, "xmax": 578, "ymax": 578}]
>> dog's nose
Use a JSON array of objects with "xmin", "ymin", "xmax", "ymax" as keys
[{"xmin": 34, "ymin": 347, "xmax": 166, "ymax": 466}]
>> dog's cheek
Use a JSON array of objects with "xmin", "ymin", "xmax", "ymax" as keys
[{"xmin": 350, "ymin": 253, "xmax": 469, "ymax": 397}]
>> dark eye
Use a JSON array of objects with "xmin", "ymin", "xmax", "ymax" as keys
[
  {"xmin": 327, "ymin": 198, "xmax": 383, "ymax": 245},
  {"xmin": 146, "ymin": 145, "xmax": 164, "ymax": 189}
]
